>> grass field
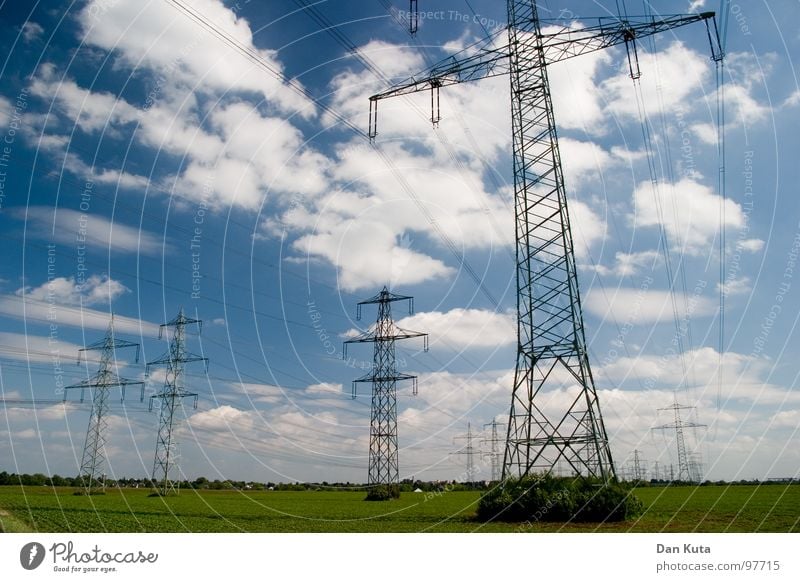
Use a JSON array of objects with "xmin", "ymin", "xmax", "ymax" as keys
[{"xmin": 0, "ymin": 485, "xmax": 797, "ymax": 533}]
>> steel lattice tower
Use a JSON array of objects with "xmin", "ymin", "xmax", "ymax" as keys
[
  {"xmin": 653, "ymin": 400, "xmax": 705, "ymax": 482},
  {"xmin": 452, "ymin": 422, "xmax": 479, "ymax": 482},
  {"xmin": 632, "ymin": 449, "xmax": 646, "ymax": 481},
  {"xmin": 482, "ymin": 419, "xmax": 506, "ymax": 482},
  {"xmin": 343, "ymin": 287, "xmax": 428, "ymax": 487},
  {"xmin": 368, "ymin": 3, "xmax": 722, "ymax": 481},
  {"xmin": 63, "ymin": 318, "xmax": 142, "ymax": 493},
  {"xmin": 147, "ymin": 308, "xmax": 207, "ymax": 495}
]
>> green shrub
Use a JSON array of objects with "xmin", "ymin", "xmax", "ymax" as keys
[
  {"xmin": 476, "ymin": 474, "xmax": 642, "ymax": 523},
  {"xmin": 364, "ymin": 484, "xmax": 400, "ymax": 501}
]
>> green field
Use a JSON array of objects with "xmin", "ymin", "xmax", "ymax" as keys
[{"xmin": 0, "ymin": 485, "xmax": 797, "ymax": 533}]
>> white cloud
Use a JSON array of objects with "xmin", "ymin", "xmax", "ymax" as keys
[
  {"xmin": 591, "ymin": 250, "xmax": 661, "ymax": 277},
  {"xmin": 277, "ymin": 135, "xmax": 514, "ymax": 290},
  {"xmin": 559, "ymin": 137, "xmax": 615, "ymax": 185},
  {"xmin": 688, "ymin": 0, "xmax": 707, "ymax": 11},
  {"xmin": 29, "ymin": 64, "xmax": 140, "ymax": 133},
  {"xmin": 0, "ymin": 332, "xmax": 84, "ymax": 365},
  {"xmin": 723, "ymin": 84, "xmax": 771, "ymax": 125},
  {"xmin": 395, "ymin": 308, "xmax": 516, "ymax": 349},
  {"xmin": 717, "ymin": 276, "xmax": 752, "ymax": 297},
  {"xmin": 632, "ymin": 178, "xmax": 746, "ymax": 255},
  {"xmin": 690, "ymin": 122, "xmax": 719, "ymax": 145},
  {"xmin": 547, "ymin": 41, "xmax": 612, "ymax": 133},
  {"xmin": 17, "ymin": 274, "xmax": 128, "ymax": 306},
  {"xmin": 326, "ymin": 40, "xmax": 510, "ymax": 159},
  {"xmin": 292, "ymin": 218, "xmax": 455, "ymax": 291},
  {"xmin": 0, "ymin": 296, "xmax": 159, "ymax": 336},
  {"xmin": 0, "ymin": 96, "xmax": 10, "ymax": 128},
  {"xmin": 26, "ymin": 1, "xmax": 330, "ymax": 212},
  {"xmin": 600, "ymin": 347, "xmax": 750, "ymax": 386},
  {"xmin": 2, "ymin": 404, "xmax": 74, "ymax": 422},
  {"xmin": 305, "ymin": 383, "xmax": 343, "ymax": 395},
  {"xmin": 168, "ymin": 101, "xmax": 330, "ymax": 209},
  {"xmin": 770, "ymin": 410, "xmax": 800, "ymax": 428},
  {"xmin": 604, "ymin": 42, "xmax": 711, "ymax": 121},
  {"xmin": 569, "ymin": 199, "xmax": 607, "ymax": 259},
  {"xmin": 188, "ymin": 405, "xmax": 256, "ymax": 432},
  {"xmin": 584, "ymin": 287, "xmax": 717, "ymax": 324},
  {"xmin": 738, "ymin": 238, "xmax": 764, "ymax": 253},
  {"xmin": 19, "ymin": 206, "xmax": 164, "ymax": 256},
  {"xmin": 21, "ymin": 21, "xmax": 44, "ymax": 42},
  {"xmin": 78, "ymin": 0, "xmax": 313, "ymax": 117},
  {"xmin": 783, "ymin": 90, "xmax": 800, "ymax": 108}
]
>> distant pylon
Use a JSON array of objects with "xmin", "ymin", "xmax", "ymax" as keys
[
  {"xmin": 343, "ymin": 287, "xmax": 428, "ymax": 488},
  {"xmin": 653, "ymin": 399, "xmax": 706, "ymax": 482},
  {"xmin": 63, "ymin": 317, "xmax": 142, "ymax": 493},
  {"xmin": 453, "ymin": 422, "xmax": 479, "ymax": 482},
  {"xmin": 147, "ymin": 308, "xmax": 207, "ymax": 495},
  {"xmin": 482, "ymin": 419, "xmax": 506, "ymax": 482},
  {"xmin": 632, "ymin": 449, "xmax": 647, "ymax": 481}
]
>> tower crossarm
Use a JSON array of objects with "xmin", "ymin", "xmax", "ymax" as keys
[
  {"xmin": 145, "ymin": 352, "xmax": 208, "ymax": 370},
  {"xmin": 343, "ymin": 327, "xmax": 428, "ymax": 346},
  {"xmin": 371, "ymin": 12, "xmax": 717, "ymax": 102},
  {"xmin": 369, "ymin": 45, "xmax": 511, "ymax": 102},
  {"xmin": 652, "ymin": 421, "xmax": 706, "ymax": 430},
  {"xmin": 78, "ymin": 337, "xmax": 141, "ymax": 362},
  {"xmin": 537, "ymin": 13, "xmax": 721, "ymax": 65},
  {"xmin": 63, "ymin": 375, "xmax": 144, "ymax": 404},
  {"xmin": 368, "ymin": 12, "xmax": 720, "ymax": 137}
]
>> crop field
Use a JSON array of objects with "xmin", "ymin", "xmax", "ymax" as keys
[{"xmin": 0, "ymin": 485, "xmax": 797, "ymax": 533}]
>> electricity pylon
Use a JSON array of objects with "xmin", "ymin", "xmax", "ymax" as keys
[
  {"xmin": 653, "ymin": 400, "xmax": 706, "ymax": 482},
  {"xmin": 632, "ymin": 449, "xmax": 646, "ymax": 481},
  {"xmin": 146, "ymin": 308, "xmax": 207, "ymax": 495},
  {"xmin": 63, "ymin": 317, "xmax": 142, "ymax": 493},
  {"xmin": 368, "ymin": 4, "xmax": 723, "ymax": 481},
  {"xmin": 343, "ymin": 287, "xmax": 428, "ymax": 488},
  {"xmin": 452, "ymin": 422, "xmax": 480, "ymax": 482},
  {"xmin": 482, "ymin": 419, "xmax": 506, "ymax": 482}
]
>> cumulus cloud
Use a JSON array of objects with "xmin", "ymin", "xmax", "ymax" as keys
[
  {"xmin": 276, "ymin": 136, "xmax": 513, "ymax": 289},
  {"xmin": 29, "ymin": 64, "xmax": 140, "ymax": 133},
  {"xmin": 590, "ymin": 250, "xmax": 661, "ymax": 277},
  {"xmin": 717, "ymin": 276, "xmax": 752, "ymax": 297},
  {"xmin": 17, "ymin": 274, "xmax": 128, "ymax": 306},
  {"xmin": 783, "ymin": 90, "xmax": 800, "ymax": 108},
  {"xmin": 603, "ymin": 42, "xmax": 712, "ymax": 121},
  {"xmin": 584, "ymin": 286, "xmax": 717, "ymax": 324},
  {"xmin": 738, "ymin": 239, "xmax": 764, "ymax": 253},
  {"xmin": 631, "ymin": 178, "xmax": 752, "ymax": 255},
  {"xmin": 25, "ymin": 0, "xmax": 329, "ymax": 212},
  {"xmin": 21, "ymin": 21, "xmax": 44, "ymax": 43},
  {"xmin": 396, "ymin": 308, "xmax": 516, "ymax": 349},
  {"xmin": 78, "ymin": 0, "xmax": 314, "ymax": 116}
]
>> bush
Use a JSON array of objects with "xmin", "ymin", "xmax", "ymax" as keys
[
  {"xmin": 476, "ymin": 474, "xmax": 642, "ymax": 523},
  {"xmin": 364, "ymin": 484, "xmax": 400, "ymax": 501}
]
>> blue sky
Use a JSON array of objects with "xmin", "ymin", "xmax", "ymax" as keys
[{"xmin": 0, "ymin": 0, "xmax": 798, "ymax": 483}]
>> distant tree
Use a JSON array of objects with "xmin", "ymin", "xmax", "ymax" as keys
[{"xmin": 193, "ymin": 477, "xmax": 209, "ymax": 489}]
